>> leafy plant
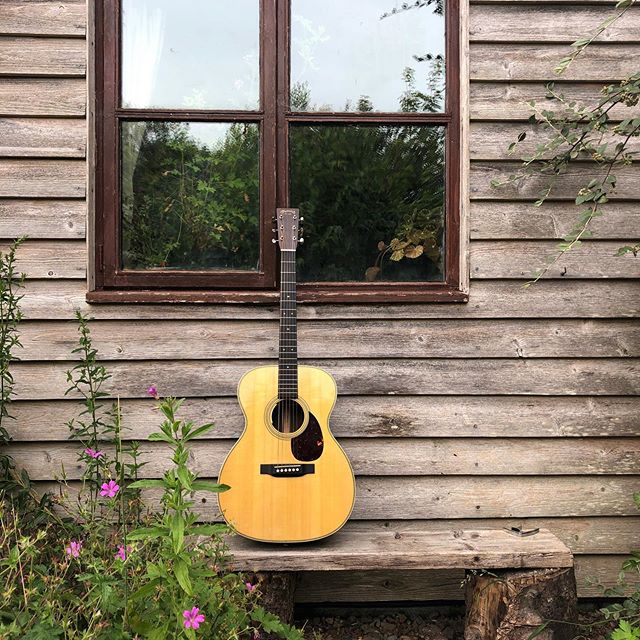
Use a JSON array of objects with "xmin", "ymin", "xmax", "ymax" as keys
[
  {"xmin": 493, "ymin": 0, "xmax": 639, "ymax": 284},
  {"xmin": 1, "ymin": 315, "xmax": 303, "ymax": 640}
]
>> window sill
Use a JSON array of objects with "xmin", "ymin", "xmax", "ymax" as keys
[{"xmin": 86, "ymin": 286, "xmax": 469, "ymax": 305}]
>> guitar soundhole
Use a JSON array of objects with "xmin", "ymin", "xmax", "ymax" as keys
[{"xmin": 271, "ymin": 399, "xmax": 305, "ymax": 434}]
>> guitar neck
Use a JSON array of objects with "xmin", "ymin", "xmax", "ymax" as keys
[{"xmin": 278, "ymin": 249, "xmax": 298, "ymax": 399}]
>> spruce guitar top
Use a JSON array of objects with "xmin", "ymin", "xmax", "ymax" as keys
[{"xmin": 218, "ymin": 209, "xmax": 355, "ymax": 543}]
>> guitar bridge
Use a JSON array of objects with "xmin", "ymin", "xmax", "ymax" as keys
[{"xmin": 260, "ymin": 464, "xmax": 315, "ymax": 477}]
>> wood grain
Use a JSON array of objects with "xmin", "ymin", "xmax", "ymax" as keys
[
  {"xmin": 7, "ymin": 395, "xmax": 639, "ymax": 441},
  {"xmin": 0, "ymin": 78, "xmax": 86, "ymax": 116},
  {"xmin": 471, "ymin": 162, "xmax": 640, "ymax": 200},
  {"xmin": 0, "ymin": 200, "xmax": 85, "ymax": 238},
  {"xmin": 470, "ymin": 82, "xmax": 639, "ymax": 122},
  {"xmin": 471, "ymin": 240, "xmax": 640, "ymax": 279},
  {"xmin": 0, "ymin": 161, "xmax": 85, "ymax": 198},
  {"xmin": 38, "ymin": 475, "xmax": 640, "ymax": 518},
  {"xmin": 345, "ymin": 518, "xmax": 640, "ymax": 555},
  {"xmin": 0, "ymin": 37, "xmax": 86, "ymax": 76},
  {"xmin": 294, "ymin": 556, "xmax": 630, "ymax": 602},
  {"xmin": 11, "ymin": 359, "xmax": 640, "ymax": 400},
  {"xmin": 469, "ymin": 6, "xmax": 640, "ymax": 42},
  {"xmin": 0, "ymin": 118, "xmax": 86, "ymax": 157},
  {"xmin": 9, "ymin": 436, "xmax": 640, "ymax": 479},
  {"xmin": 224, "ymin": 529, "xmax": 573, "ymax": 571},
  {"xmin": 0, "ymin": 1, "xmax": 86, "ymax": 37},
  {"xmin": 14, "ymin": 318, "xmax": 640, "ymax": 360},
  {"xmin": 470, "ymin": 201, "xmax": 640, "ymax": 240},
  {"xmin": 471, "ymin": 122, "xmax": 640, "ymax": 161},
  {"xmin": 471, "ymin": 43, "xmax": 639, "ymax": 81},
  {"xmin": 19, "ymin": 280, "xmax": 640, "ymax": 319},
  {"xmin": 0, "ymin": 240, "xmax": 85, "ymax": 279}
]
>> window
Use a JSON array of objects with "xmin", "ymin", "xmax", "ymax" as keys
[{"xmin": 92, "ymin": 0, "xmax": 464, "ymax": 302}]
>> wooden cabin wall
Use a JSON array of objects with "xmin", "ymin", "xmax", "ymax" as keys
[{"xmin": 1, "ymin": 0, "xmax": 639, "ymax": 602}]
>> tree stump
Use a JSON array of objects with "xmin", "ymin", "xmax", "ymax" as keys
[
  {"xmin": 464, "ymin": 567, "xmax": 577, "ymax": 640},
  {"xmin": 255, "ymin": 571, "xmax": 296, "ymax": 634}
]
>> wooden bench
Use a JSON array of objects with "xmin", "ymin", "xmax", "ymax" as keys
[{"xmin": 226, "ymin": 528, "xmax": 577, "ymax": 640}]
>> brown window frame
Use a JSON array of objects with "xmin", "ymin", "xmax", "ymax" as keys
[{"xmin": 91, "ymin": 0, "xmax": 465, "ymax": 304}]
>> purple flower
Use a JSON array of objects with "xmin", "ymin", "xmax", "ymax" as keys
[
  {"xmin": 65, "ymin": 540, "xmax": 82, "ymax": 558},
  {"xmin": 99, "ymin": 479, "xmax": 119, "ymax": 498},
  {"xmin": 146, "ymin": 384, "xmax": 159, "ymax": 399},
  {"xmin": 183, "ymin": 607, "xmax": 205, "ymax": 630},
  {"xmin": 253, "ymin": 631, "xmax": 262, "ymax": 640},
  {"xmin": 245, "ymin": 581, "xmax": 257, "ymax": 593},
  {"xmin": 84, "ymin": 447, "xmax": 103, "ymax": 459},
  {"xmin": 114, "ymin": 544, "xmax": 131, "ymax": 561}
]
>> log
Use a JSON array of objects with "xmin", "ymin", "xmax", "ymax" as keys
[
  {"xmin": 465, "ymin": 567, "xmax": 577, "ymax": 640},
  {"xmin": 254, "ymin": 572, "xmax": 296, "ymax": 628}
]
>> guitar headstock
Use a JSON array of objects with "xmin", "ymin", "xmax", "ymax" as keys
[{"xmin": 273, "ymin": 208, "xmax": 304, "ymax": 251}]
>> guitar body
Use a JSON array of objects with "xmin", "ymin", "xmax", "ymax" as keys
[{"xmin": 218, "ymin": 364, "xmax": 355, "ymax": 543}]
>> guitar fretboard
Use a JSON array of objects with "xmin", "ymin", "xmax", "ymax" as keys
[{"xmin": 278, "ymin": 250, "xmax": 297, "ymax": 399}]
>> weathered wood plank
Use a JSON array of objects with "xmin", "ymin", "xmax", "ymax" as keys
[
  {"xmin": 470, "ymin": 6, "xmax": 640, "ymax": 42},
  {"xmin": 0, "ymin": 37, "xmax": 86, "ymax": 76},
  {"xmin": 471, "ymin": 122, "xmax": 640, "ymax": 161},
  {"xmin": 0, "ymin": 200, "xmax": 85, "ymax": 238},
  {"xmin": 471, "ymin": 43, "xmax": 639, "ymax": 81},
  {"xmin": 0, "ymin": 1, "xmax": 86, "ymax": 37},
  {"xmin": 471, "ymin": 241, "xmax": 640, "ymax": 279},
  {"xmin": 7, "ymin": 396, "xmax": 639, "ymax": 441},
  {"xmin": 38, "ymin": 476, "xmax": 640, "ymax": 518},
  {"xmin": 0, "ymin": 240, "xmax": 85, "ymax": 279},
  {"xmin": 11, "ymin": 359, "xmax": 640, "ymax": 400},
  {"xmin": 225, "ymin": 529, "xmax": 573, "ymax": 571},
  {"xmin": 0, "ymin": 118, "xmax": 85, "ymax": 157},
  {"xmin": 295, "ymin": 556, "xmax": 630, "ymax": 602},
  {"xmin": 9, "ymin": 437, "xmax": 640, "ymax": 479},
  {"xmin": 0, "ymin": 161, "xmax": 85, "ymax": 198},
  {"xmin": 19, "ymin": 280, "xmax": 640, "ymax": 319},
  {"xmin": 14, "ymin": 318, "xmax": 640, "ymax": 360},
  {"xmin": 471, "ymin": 162, "xmax": 640, "ymax": 200},
  {"xmin": 0, "ymin": 78, "xmax": 85, "ymax": 116},
  {"xmin": 7, "ymin": 239, "xmax": 638, "ymax": 283},
  {"xmin": 345, "ymin": 518, "xmax": 640, "ymax": 555},
  {"xmin": 470, "ymin": 201, "xmax": 639, "ymax": 240},
  {"xmin": 470, "ymin": 83, "xmax": 638, "ymax": 121}
]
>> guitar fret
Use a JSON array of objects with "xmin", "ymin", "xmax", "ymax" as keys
[{"xmin": 278, "ymin": 244, "xmax": 298, "ymax": 399}]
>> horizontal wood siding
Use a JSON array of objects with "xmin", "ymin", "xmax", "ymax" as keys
[{"xmin": 0, "ymin": 0, "xmax": 638, "ymax": 603}]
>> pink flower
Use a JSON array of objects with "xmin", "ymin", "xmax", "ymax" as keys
[
  {"xmin": 114, "ymin": 544, "xmax": 132, "ymax": 561},
  {"xmin": 183, "ymin": 607, "xmax": 205, "ymax": 630},
  {"xmin": 65, "ymin": 540, "xmax": 82, "ymax": 558},
  {"xmin": 245, "ymin": 581, "xmax": 257, "ymax": 593},
  {"xmin": 84, "ymin": 447, "xmax": 103, "ymax": 459},
  {"xmin": 146, "ymin": 384, "xmax": 159, "ymax": 399},
  {"xmin": 253, "ymin": 631, "xmax": 262, "ymax": 640},
  {"xmin": 99, "ymin": 479, "xmax": 119, "ymax": 498}
]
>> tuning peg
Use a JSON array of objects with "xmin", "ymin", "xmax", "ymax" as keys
[
  {"xmin": 272, "ymin": 228, "xmax": 277, "ymax": 233},
  {"xmin": 300, "ymin": 217, "xmax": 304, "ymax": 222},
  {"xmin": 299, "ymin": 237, "xmax": 305, "ymax": 244},
  {"xmin": 272, "ymin": 238, "xmax": 277, "ymax": 244}
]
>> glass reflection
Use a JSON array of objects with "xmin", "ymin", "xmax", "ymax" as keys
[
  {"xmin": 121, "ymin": 121, "xmax": 260, "ymax": 271},
  {"xmin": 291, "ymin": 0, "xmax": 445, "ymax": 112},
  {"xmin": 121, "ymin": 0, "xmax": 259, "ymax": 110},
  {"xmin": 290, "ymin": 124, "xmax": 445, "ymax": 282}
]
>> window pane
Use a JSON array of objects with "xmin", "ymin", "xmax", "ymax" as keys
[
  {"xmin": 289, "ymin": 125, "xmax": 445, "ymax": 283},
  {"xmin": 290, "ymin": 0, "xmax": 445, "ymax": 112},
  {"xmin": 121, "ymin": 0, "xmax": 259, "ymax": 110},
  {"xmin": 121, "ymin": 121, "xmax": 260, "ymax": 271}
]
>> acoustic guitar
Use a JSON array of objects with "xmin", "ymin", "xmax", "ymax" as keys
[{"xmin": 218, "ymin": 208, "xmax": 355, "ymax": 543}]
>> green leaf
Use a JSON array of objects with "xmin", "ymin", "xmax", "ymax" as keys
[
  {"xmin": 127, "ymin": 526, "xmax": 168, "ymax": 540},
  {"xmin": 128, "ymin": 479, "xmax": 165, "ymax": 490},
  {"xmin": 172, "ymin": 513, "xmax": 185, "ymax": 552},
  {"xmin": 177, "ymin": 466, "xmax": 192, "ymax": 490},
  {"xmin": 183, "ymin": 422, "xmax": 216, "ymax": 441},
  {"xmin": 191, "ymin": 480, "xmax": 230, "ymax": 493},
  {"xmin": 148, "ymin": 432, "xmax": 174, "ymax": 444},
  {"xmin": 174, "ymin": 558, "xmax": 192, "ymax": 594},
  {"xmin": 190, "ymin": 523, "xmax": 228, "ymax": 536},
  {"xmin": 128, "ymin": 578, "xmax": 162, "ymax": 602},
  {"xmin": 526, "ymin": 622, "xmax": 550, "ymax": 640}
]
